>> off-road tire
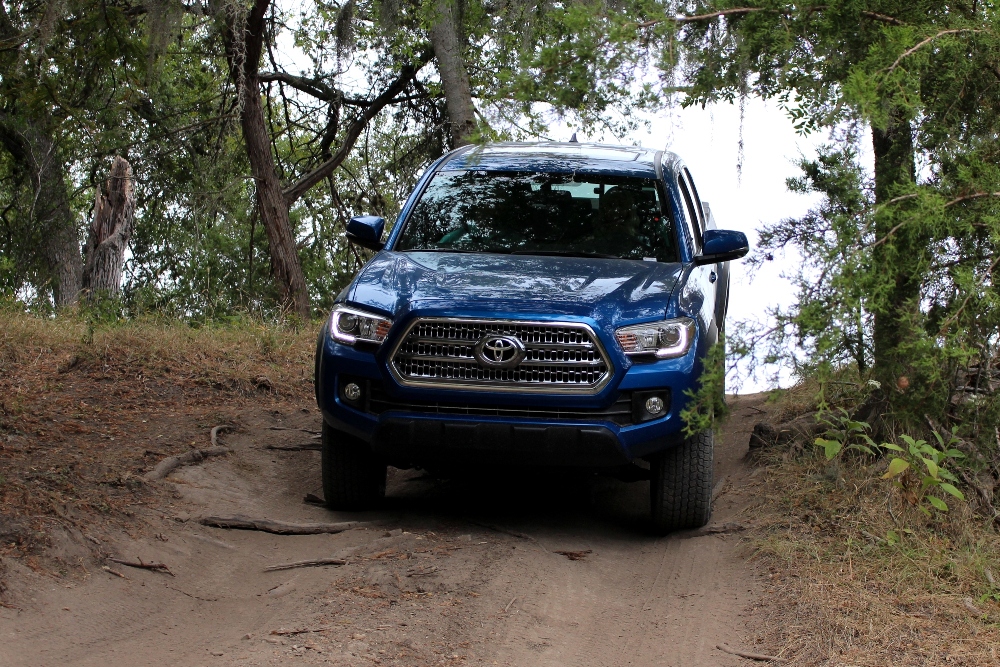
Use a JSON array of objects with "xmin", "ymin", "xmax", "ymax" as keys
[
  {"xmin": 650, "ymin": 429, "xmax": 714, "ymax": 534},
  {"xmin": 321, "ymin": 422, "xmax": 386, "ymax": 510}
]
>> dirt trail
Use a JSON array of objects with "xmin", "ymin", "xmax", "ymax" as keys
[{"xmin": 0, "ymin": 395, "xmax": 767, "ymax": 666}]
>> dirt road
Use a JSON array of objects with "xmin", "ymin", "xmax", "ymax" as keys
[{"xmin": 1, "ymin": 396, "xmax": 766, "ymax": 666}]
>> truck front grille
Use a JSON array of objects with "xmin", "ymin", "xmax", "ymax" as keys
[{"xmin": 389, "ymin": 318, "xmax": 613, "ymax": 394}]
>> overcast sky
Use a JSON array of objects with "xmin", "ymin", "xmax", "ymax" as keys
[{"xmin": 562, "ymin": 99, "xmax": 837, "ymax": 392}]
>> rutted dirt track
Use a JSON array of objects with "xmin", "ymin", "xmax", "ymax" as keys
[{"xmin": 1, "ymin": 395, "xmax": 766, "ymax": 666}]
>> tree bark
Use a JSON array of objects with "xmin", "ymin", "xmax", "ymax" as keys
[
  {"xmin": 219, "ymin": 0, "xmax": 311, "ymax": 319},
  {"xmin": 0, "ymin": 5, "xmax": 81, "ymax": 307},
  {"xmin": 82, "ymin": 156, "xmax": 136, "ymax": 298},
  {"xmin": 0, "ymin": 119, "xmax": 82, "ymax": 306},
  {"xmin": 428, "ymin": 0, "xmax": 476, "ymax": 147},
  {"xmin": 871, "ymin": 115, "xmax": 919, "ymax": 389}
]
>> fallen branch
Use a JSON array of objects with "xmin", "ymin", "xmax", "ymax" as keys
[
  {"xmin": 717, "ymin": 643, "xmax": 782, "ymax": 661},
  {"xmin": 145, "ymin": 425, "xmax": 234, "ymax": 480},
  {"xmin": 102, "ymin": 565, "xmax": 128, "ymax": 579},
  {"xmin": 108, "ymin": 557, "xmax": 174, "ymax": 576},
  {"xmin": 199, "ymin": 515, "xmax": 364, "ymax": 535},
  {"xmin": 264, "ymin": 558, "xmax": 346, "ymax": 572},
  {"xmin": 265, "ymin": 442, "xmax": 322, "ymax": 451},
  {"xmin": 271, "ymin": 627, "xmax": 335, "ymax": 636}
]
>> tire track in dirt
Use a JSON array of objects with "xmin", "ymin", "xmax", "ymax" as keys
[{"xmin": 1, "ymin": 395, "xmax": 768, "ymax": 666}]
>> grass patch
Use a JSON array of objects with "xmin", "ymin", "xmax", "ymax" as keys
[
  {"xmin": 0, "ymin": 309, "xmax": 319, "ymax": 573},
  {"xmin": 745, "ymin": 392, "xmax": 1000, "ymax": 665}
]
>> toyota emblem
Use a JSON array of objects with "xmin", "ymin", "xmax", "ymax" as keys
[{"xmin": 474, "ymin": 334, "xmax": 526, "ymax": 369}]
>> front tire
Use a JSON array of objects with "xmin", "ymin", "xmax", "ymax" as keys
[
  {"xmin": 321, "ymin": 421, "xmax": 386, "ymax": 510},
  {"xmin": 650, "ymin": 429, "xmax": 714, "ymax": 534}
]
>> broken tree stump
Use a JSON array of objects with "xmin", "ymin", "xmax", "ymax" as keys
[{"xmin": 82, "ymin": 156, "xmax": 136, "ymax": 299}]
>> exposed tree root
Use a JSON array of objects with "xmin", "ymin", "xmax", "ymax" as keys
[
  {"xmin": 265, "ymin": 442, "xmax": 321, "ymax": 451},
  {"xmin": 271, "ymin": 627, "xmax": 334, "ymax": 636},
  {"xmin": 145, "ymin": 425, "xmax": 234, "ymax": 480},
  {"xmin": 108, "ymin": 557, "xmax": 174, "ymax": 576},
  {"xmin": 716, "ymin": 643, "xmax": 782, "ymax": 661},
  {"xmin": 199, "ymin": 515, "xmax": 364, "ymax": 535},
  {"xmin": 264, "ymin": 558, "xmax": 346, "ymax": 572},
  {"xmin": 210, "ymin": 424, "xmax": 233, "ymax": 446}
]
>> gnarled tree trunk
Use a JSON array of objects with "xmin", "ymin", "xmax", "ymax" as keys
[
  {"xmin": 216, "ymin": 0, "xmax": 311, "ymax": 319},
  {"xmin": 82, "ymin": 156, "xmax": 136, "ymax": 298},
  {"xmin": 428, "ymin": 0, "xmax": 476, "ymax": 147},
  {"xmin": 0, "ymin": 118, "xmax": 82, "ymax": 306},
  {"xmin": 0, "ymin": 6, "xmax": 81, "ymax": 307}
]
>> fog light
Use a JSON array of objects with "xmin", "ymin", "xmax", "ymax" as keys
[
  {"xmin": 645, "ymin": 396, "xmax": 665, "ymax": 416},
  {"xmin": 344, "ymin": 382, "xmax": 362, "ymax": 401}
]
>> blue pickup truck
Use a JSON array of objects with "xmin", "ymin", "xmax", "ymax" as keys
[{"xmin": 314, "ymin": 142, "xmax": 748, "ymax": 533}]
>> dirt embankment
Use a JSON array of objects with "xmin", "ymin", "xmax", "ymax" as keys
[{"xmin": 0, "ymin": 320, "xmax": 772, "ymax": 667}]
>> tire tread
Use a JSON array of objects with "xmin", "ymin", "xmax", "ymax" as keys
[
  {"xmin": 650, "ymin": 429, "xmax": 714, "ymax": 533},
  {"xmin": 321, "ymin": 422, "xmax": 386, "ymax": 510}
]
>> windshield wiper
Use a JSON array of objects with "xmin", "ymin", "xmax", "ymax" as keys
[{"xmin": 510, "ymin": 250, "xmax": 620, "ymax": 259}]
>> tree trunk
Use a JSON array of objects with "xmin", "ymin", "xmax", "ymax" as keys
[
  {"xmin": 0, "ymin": 119, "xmax": 82, "ymax": 306},
  {"xmin": 428, "ymin": 0, "xmax": 476, "ymax": 147},
  {"xmin": 82, "ymin": 156, "xmax": 136, "ymax": 298},
  {"xmin": 217, "ymin": 0, "xmax": 310, "ymax": 319},
  {"xmin": 242, "ymin": 81, "xmax": 311, "ymax": 319},
  {"xmin": 871, "ymin": 115, "xmax": 919, "ymax": 392},
  {"xmin": 0, "ymin": 7, "xmax": 81, "ymax": 307},
  {"xmin": 40, "ymin": 148, "xmax": 83, "ymax": 308}
]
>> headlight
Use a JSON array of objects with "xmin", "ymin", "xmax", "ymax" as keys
[
  {"xmin": 615, "ymin": 317, "xmax": 695, "ymax": 359},
  {"xmin": 329, "ymin": 304, "xmax": 392, "ymax": 346}
]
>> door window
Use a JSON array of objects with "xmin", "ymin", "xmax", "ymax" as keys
[
  {"xmin": 683, "ymin": 167, "xmax": 706, "ymax": 233},
  {"xmin": 677, "ymin": 174, "xmax": 702, "ymax": 251}
]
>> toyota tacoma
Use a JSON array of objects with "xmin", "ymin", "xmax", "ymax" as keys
[{"xmin": 314, "ymin": 142, "xmax": 749, "ymax": 533}]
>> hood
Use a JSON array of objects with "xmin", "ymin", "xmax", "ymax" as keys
[{"xmin": 348, "ymin": 251, "xmax": 683, "ymax": 327}]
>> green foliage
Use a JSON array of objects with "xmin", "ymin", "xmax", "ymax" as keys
[
  {"xmin": 667, "ymin": 2, "xmax": 1000, "ymax": 447},
  {"xmin": 1, "ymin": 0, "xmax": 667, "ymax": 316},
  {"xmin": 880, "ymin": 433, "xmax": 966, "ymax": 516},
  {"xmin": 680, "ymin": 340, "xmax": 728, "ymax": 436},
  {"xmin": 814, "ymin": 408, "xmax": 876, "ymax": 460},
  {"xmin": 812, "ymin": 410, "xmax": 967, "ymax": 517}
]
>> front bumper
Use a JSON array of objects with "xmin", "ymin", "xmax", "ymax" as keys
[
  {"xmin": 373, "ymin": 418, "xmax": 628, "ymax": 467},
  {"xmin": 316, "ymin": 327, "xmax": 700, "ymax": 467}
]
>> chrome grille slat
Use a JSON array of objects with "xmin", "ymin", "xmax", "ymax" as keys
[{"xmin": 389, "ymin": 318, "xmax": 613, "ymax": 394}]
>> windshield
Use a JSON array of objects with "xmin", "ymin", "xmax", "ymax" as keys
[{"xmin": 395, "ymin": 170, "xmax": 678, "ymax": 262}]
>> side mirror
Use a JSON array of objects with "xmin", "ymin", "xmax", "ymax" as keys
[
  {"xmin": 346, "ymin": 215, "xmax": 385, "ymax": 251},
  {"xmin": 694, "ymin": 229, "xmax": 749, "ymax": 266}
]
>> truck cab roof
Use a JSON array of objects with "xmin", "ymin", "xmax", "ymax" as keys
[{"xmin": 441, "ymin": 141, "xmax": 680, "ymax": 179}]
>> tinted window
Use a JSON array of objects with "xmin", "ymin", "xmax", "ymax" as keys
[
  {"xmin": 683, "ymin": 167, "xmax": 705, "ymax": 232},
  {"xmin": 396, "ymin": 170, "xmax": 679, "ymax": 262},
  {"xmin": 677, "ymin": 175, "xmax": 701, "ymax": 250}
]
